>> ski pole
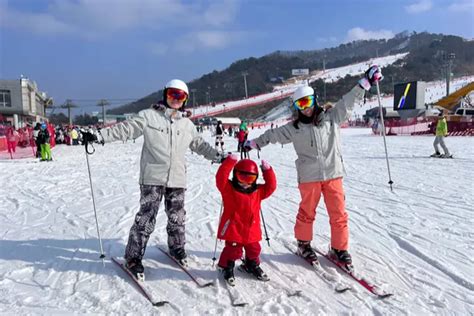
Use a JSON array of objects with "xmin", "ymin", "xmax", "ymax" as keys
[
  {"xmin": 260, "ymin": 209, "xmax": 270, "ymax": 247},
  {"xmin": 212, "ymin": 200, "xmax": 224, "ymax": 267},
  {"xmin": 84, "ymin": 141, "xmax": 106, "ymax": 264},
  {"xmin": 375, "ymin": 80, "xmax": 394, "ymax": 192}
]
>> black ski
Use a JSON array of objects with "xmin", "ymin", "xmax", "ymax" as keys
[{"xmin": 111, "ymin": 257, "xmax": 168, "ymax": 307}]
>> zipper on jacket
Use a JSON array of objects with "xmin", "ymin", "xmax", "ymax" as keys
[{"xmin": 166, "ymin": 121, "xmax": 172, "ymax": 185}]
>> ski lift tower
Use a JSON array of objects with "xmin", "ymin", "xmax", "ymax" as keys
[{"xmin": 444, "ymin": 53, "xmax": 455, "ymax": 97}]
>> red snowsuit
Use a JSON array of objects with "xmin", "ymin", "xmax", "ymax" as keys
[
  {"xmin": 236, "ymin": 130, "xmax": 247, "ymax": 143},
  {"xmin": 216, "ymin": 157, "xmax": 276, "ymax": 267}
]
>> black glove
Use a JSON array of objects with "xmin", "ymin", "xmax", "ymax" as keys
[
  {"xmin": 82, "ymin": 131, "xmax": 104, "ymax": 145},
  {"xmin": 212, "ymin": 152, "xmax": 231, "ymax": 164}
]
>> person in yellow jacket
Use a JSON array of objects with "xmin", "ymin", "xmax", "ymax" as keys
[
  {"xmin": 70, "ymin": 128, "xmax": 79, "ymax": 145},
  {"xmin": 431, "ymin": 112, "xmax": 452, "ymax": 158}
]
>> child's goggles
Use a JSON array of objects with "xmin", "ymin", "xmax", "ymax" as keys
[
  {"xmin": 293, "ymin": 95, "xmax": 315, "ymax": 110},
  {"xmin": 166, "ymin": 88, "xmax": 188, "ymax": 102},
  {"xmin": 235, "ymin": 171, "xmax": 258, "ymax": 184}
]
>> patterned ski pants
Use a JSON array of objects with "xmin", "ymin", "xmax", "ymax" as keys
[{"xmin": 124, "ymin": 185, "xmax": 186, "ymax": 261}]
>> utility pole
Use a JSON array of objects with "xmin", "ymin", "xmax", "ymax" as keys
[
  {"xmin": 191, "ymin": 89, "xmax": 197, "ymax": 117},
  {"xmin": 242, "ymin": 71, "xmax": 249, "ymax": 99},
  {"xmin": 97, "ymin": 99, "xmax": 110, "ymax": 127},
  {"xmin": 323, "ymin": 57, "xmax": 326, "ymax": 103},
  {"xmin": 61, "ymin": 99, "xmax": 78, "ymax": 126},
  {"xmin": 444, "ymin": 53, "xmax": 455, "ymax": 96}
]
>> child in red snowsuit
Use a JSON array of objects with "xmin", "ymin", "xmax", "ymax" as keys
[
  {"xmin": 215, "ymin": 155, "xmax": 277, "ymax": 285},
  {"xmin": 236, "ymin": 129, "xmax": 248, "ymax": 158}
]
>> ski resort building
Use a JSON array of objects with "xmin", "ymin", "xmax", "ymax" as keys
[{"xmin": 0, "ymin": 77, "xmax": 51, "ymax": 129}]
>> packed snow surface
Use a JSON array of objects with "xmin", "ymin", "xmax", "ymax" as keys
[{"xmin": 1, "ymin": 128, "xmax": 473, "ymax": 315}]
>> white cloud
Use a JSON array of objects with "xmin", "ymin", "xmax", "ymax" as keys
[
  {"xmin": 175, "ymin": 30, "xmax": 246, "ymax": 53},
  {"xmin": 448, "ymin": 1, "xmax": 474, "ymax": 12},
  {"xmin": 203, "ymin": 0, "xmax": 239, "ymax": 27},
  {"xmin": 404, "ymin": 0, "xmax": 433, "ymax": 14},
  {"xmin": 0, "ymin": 6, "xmax": 75, "ymax": 35},
  {"xmin": 0, "ymin": 0, "xmax": 239, "ymax": 40},
  {"xmin": 345, "ymin": 27, "xmax": 395, "ymax": 43}
]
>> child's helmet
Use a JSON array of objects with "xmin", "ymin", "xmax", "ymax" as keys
[
  {"xmin": 233, "ymin": 159, "xmax": 259, "ymax": 186},
  {"xmin": 234, "ymin": 159, "xmax": 258, "ymax": 175}
]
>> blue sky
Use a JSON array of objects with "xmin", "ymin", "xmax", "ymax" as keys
[{"xmin": 1, "ymin": 0, "xmax": 473, "ymax": 112}]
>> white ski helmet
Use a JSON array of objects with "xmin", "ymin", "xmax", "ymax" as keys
[
  {"xmin": 292, "ymin": 85, "xmax": 314, "ymax": 102},
  {"xmin": 165, "ymin": 79, "xmax": 189, "ymax": 95},
  {"xmin": 163, "ymin": 79, "xmax": 189, "ymax": 108}
]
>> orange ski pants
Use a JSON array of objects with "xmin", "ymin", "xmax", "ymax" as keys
[{"xmin": 294, "ymin": 177, "xmax": 349, "ymax": 250}]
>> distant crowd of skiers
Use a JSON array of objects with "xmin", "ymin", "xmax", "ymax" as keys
[{"xmin": 2, "ymin": 123, "xmax": 103, "ymax": 161}]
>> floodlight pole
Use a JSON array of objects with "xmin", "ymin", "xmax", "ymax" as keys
[{"xmin": 242, "ymin": 71, "xmax": 249, "ymax": 99}]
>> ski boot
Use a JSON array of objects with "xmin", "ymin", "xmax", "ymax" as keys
[
  {"xmin": 219, "ymin": 261, "xmax": 236, "ymax": 286},
  {"xmin": 430, "ymin": 152, "xmax": 441, "ymax": 158},
  {"xmin": 329, "ymin": 248, "xmax": 354, "ymax": 272},
  {"xmin": 440, "ymin": 153, "xmax": 453, "ymax": 159},
  {"xmin": 240, "ymin": 259, "xmax": 269, "ymax": 281},
  {"xmin": 126, "ymin": 258, "xmax": 145, "ymax": 281},
  {"xmin": 297, "ymin": 240, "xmax": 319, "ymax": 266},
  {"xmin": 169, "ymin": 247, "xmax": 188, "ymax": 267}
]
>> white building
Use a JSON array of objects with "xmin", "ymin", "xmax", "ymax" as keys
[{"xmin": 0, "ymin": 77, "xmax": 51, "ymax": 128}]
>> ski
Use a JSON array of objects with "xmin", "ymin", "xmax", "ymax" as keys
[
  {"xmin": 314, "ymin": 248, "xmax": 393, "ymax": 299},
  {"xmin": 225, "ymin": 280, "xmax": 249, "ymax": 307},
  {"xmin": 284, "ymin": 244, "xmax": 352, "ymax": 293},
  {"xmin": 217, "ymin": 271, "xmax": 249, "ymax": 307},
  {"xmin": 111, "ymin": 257, "xmax": 169, "ymax": 307},
  {"xmin": 157, "ymin": 247, "xmax": 214, "ymax": 288}
]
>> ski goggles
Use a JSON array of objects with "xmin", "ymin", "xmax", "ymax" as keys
[
  {"xmin": 293, "ymin": 95, "xmax": 315, "ymax": 111},
  {"xmin": 166, "ymin": 88, "xmax": 188, "ymax": 102},
  {"xmin": 235, "ymin": 171, "xmax": 258, "ymax": 184}
]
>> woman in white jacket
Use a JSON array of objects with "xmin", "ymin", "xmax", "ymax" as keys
[
  {"xmin": 98, "ymin": 79, "xmax": 222, "ymax": 279},
  {"xmin": 245, "ymin": 66, "xmax": 383, "ymax": 270}
]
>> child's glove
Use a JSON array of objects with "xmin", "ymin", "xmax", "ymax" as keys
[
  {"xmin": 260, "ymin": 160, "xmax": 271, "ymax": 171},
  {"xmin": 227, "ymin": 153, "xmax": 239, "ymax": 161},
  {"xmin": 358, "ymin": 65, "xmax": 383, "ymax": 91}
]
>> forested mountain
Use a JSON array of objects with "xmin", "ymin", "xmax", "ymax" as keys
[{"xmin": 109, "ymin": 32, "xmax": 474, "ymax": 116}]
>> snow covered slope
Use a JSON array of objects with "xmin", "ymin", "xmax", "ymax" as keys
[
  {"xmin": 1, "ymin": 128, "xmax": 473, "ymax": 314},
  {"xmin": 191, "ymin": 53, "xmax": 410, "ymax": 118}
]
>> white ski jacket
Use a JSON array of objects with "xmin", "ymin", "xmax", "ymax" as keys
[
  {"xmin": 101, "ymin": 104, "xmax": 219, "ymax": 188},
  {"xmin": 253, "ymin": 85, "xmax": 365, "ymax": 183}
]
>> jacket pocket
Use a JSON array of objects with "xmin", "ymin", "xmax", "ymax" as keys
[
  {"xmin": 143, "ymin": 163, "xmax": 168, "ymax": 184},
  {"xmin": 296, "ymin": 158, "xmax": 321, "ymax": 182}
]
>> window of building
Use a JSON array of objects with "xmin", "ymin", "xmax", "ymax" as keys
[{"xmin": 0, "ymin": 90, "xmax": 12, "ymax": 107}]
